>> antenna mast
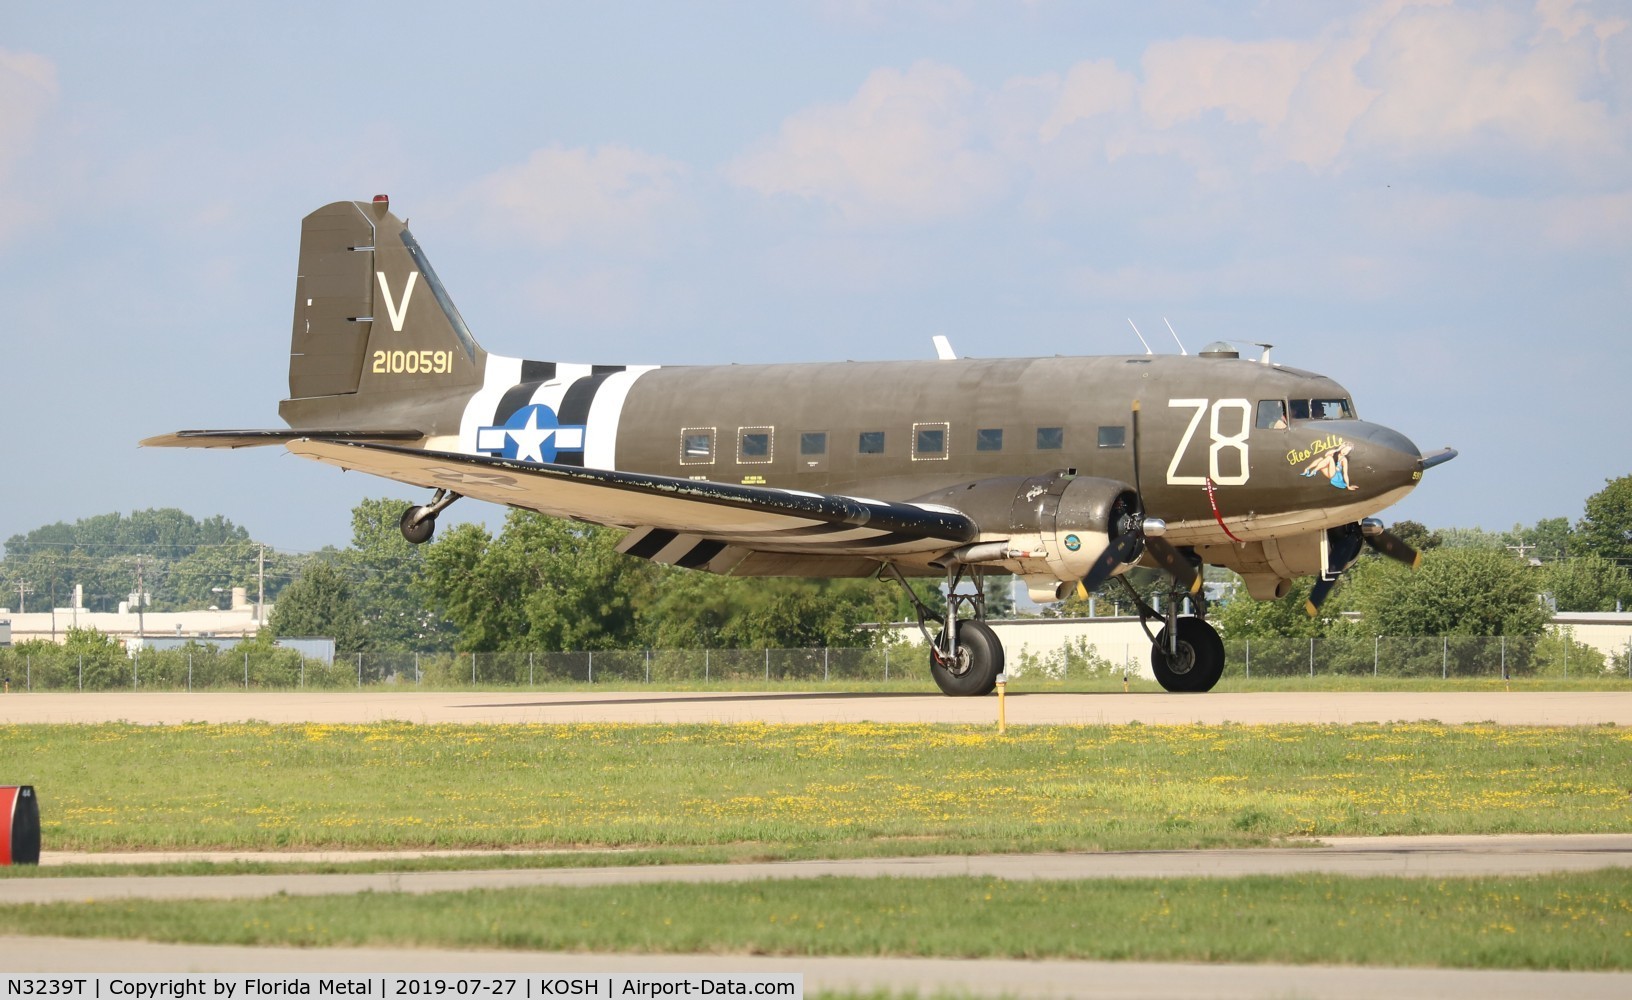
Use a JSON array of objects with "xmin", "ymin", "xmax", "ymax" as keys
[
  {"xmin": 1126, "ymin": 319, "xmax": 1154, "ymax": 355},
  {"xmin": 1163, "ymin": 318, "xmax": 1187, "ymax": 355}
]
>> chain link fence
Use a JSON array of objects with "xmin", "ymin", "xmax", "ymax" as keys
[{"xmin": 0, "ymin": 634, "xmax": 1627, "ymax": 691}]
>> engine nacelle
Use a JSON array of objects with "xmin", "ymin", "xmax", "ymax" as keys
[{"xmin": 914, "ymin": 471, "xmax": 1141, "ymax": 586}]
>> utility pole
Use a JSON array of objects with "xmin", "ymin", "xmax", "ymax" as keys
[
  {"xmin": 14, "ymin": 581, "xmax": 32, "ymax": 614},
  {"xmin": 135, "ymin": 557, "xmax": 147, "ymax": 640}
]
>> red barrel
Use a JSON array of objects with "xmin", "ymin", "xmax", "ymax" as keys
[{"xmin": 0, "ymin": 785, "xmax": 40, "ymax": 865}]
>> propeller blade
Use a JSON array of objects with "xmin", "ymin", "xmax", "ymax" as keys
[
  {"xmin": 1080, "ymin": 531, "xmax": 1142, "ymax": 594},
  {"xmin": 1363, "ymin": 525, "xmax": 1422, "ymax": 568},
  {"xmin": 1305, "ymin": 575, "xmax": 1340, "ymax": 617},
  {"xmin": 1146, "ymin": 536, "xmax": 1201, "ymax": 595}
]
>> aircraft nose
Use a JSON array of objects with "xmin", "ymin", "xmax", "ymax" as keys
[{"xmin": 1303, "ymin": 420, "xmax": 1425, "ymax": 494}]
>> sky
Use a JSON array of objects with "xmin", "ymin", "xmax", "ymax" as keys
[{"xmin": 1, "ymin": 0, "xmax": 1628, "ymax": 556}]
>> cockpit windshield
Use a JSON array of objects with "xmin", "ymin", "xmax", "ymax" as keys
[{"xmin": 1288, "ymin": 398, "xmax": 1355, "ymax": 421}]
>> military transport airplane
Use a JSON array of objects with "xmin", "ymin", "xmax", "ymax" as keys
[{"xmin": 144, "ymin": 196, "xmax": 1456, "ymax": 695}]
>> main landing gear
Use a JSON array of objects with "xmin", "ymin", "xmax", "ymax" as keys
[
  {"xmin": 885, "ymin": 561, "xmax": 1225, "ymax": 696},
  {"xmin": 887, "ymin": 564, "xmax": 1004, "ymax": 696},
  {"xmin": 1116, "ymin": 575, "xmax": 1225, "ymax": 693},
  {"xmin": 398, "ymin": 488, "xmax": 462, "ymax": 545}
]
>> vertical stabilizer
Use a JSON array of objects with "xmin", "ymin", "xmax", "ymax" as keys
[{"xmin": 281, "ymin": 197, "xmax": 487, "ymax": 434}]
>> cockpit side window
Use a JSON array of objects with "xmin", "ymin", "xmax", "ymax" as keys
[
  {"xmin": 1255, "ymin": 400, "xmax": 1287, "ymax": 430},
  {"xmin": 1311, "ymin": 398, "xmax": 1354, "ymax": 420},
  {"xmin": 1288, "ymin": 399, "xmax": 1310, "ymax": 421}
]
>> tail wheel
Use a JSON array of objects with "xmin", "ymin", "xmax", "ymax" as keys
[
  {"xmin": 399, "ymin": 506, "xmax": 436, "ymax": 545},
  {"xmin": 930, "ymin": 619, "xmax": 1004, "ymax": 697},
  {"xmin": 1151, "ymin": 617, "xmax": 1224, "ymax": 693}
]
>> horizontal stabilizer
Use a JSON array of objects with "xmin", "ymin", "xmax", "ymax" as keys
[{"xmin": 141, "ymin": 429, "xmax": 425, "ymax": 449}]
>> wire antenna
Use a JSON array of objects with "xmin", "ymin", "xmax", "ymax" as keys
[
  {"xmin": 1126, "ymin": 319, "xmax": 1153, "ymax": 355},
  {"xmin": 1163, "ymin": 317, "xmax": 1188, "ymax": 355}
]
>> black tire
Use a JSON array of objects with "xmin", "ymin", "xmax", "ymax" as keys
[
  {"xmin": 930, "ymin": 619, "xmax": 1004, "ymax": 696},
  {"xmin": 399, "ymin": 506, "xmax": 436, "ymax": 545},
  {"xmin": 1150, "ymin": 617, "xmax": 1225, "ymax": 693}
]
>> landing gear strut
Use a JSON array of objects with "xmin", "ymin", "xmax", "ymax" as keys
[
  {"xmin": 398, "ymin": 488, "xmax": 462, "ymax": 545},
  {"xmin": 886, "ymin": 564, "xmax": 1004, "ymax": 697},
  {"xmin": 1117, "ymin": 574, "xmax": 1224, "ymax": 693}
]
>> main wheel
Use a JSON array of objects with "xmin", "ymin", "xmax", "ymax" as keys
[
  {"xmin": 399, "ymin": 506, "xmax": 436, "ymax": 545},
  {"xmin": 1150, "ymin": 617, "xmax": 1225, "ymax": 693},
  {"xmin": 930, "ymin": 619, "xmax": 1004, "ymax": 696}
]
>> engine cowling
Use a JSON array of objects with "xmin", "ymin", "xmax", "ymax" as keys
[{"xmin": 913, "ymin": 471, "xmax": 1142, "ymax": 585}]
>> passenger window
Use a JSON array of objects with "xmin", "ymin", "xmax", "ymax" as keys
[
  {"xmin": 800, "ymin": 432, "xmax": 827, "ymax": 456},
  {"xmin": 1097, "ymin": 425, "xmax": 1126, "ymax": 448},
  {"xmin": 858, "ymin": 431, "xmax": 886, "ymax": 455},
  {"xmin": 680, "ymin": 427, "xmax": 715, "ymax": 465},
  {"xmin": 1037, "ymin": 427, "xmax": 1064, "ymax": 450},
  {"xmin": 976, "ymin": 428, "xmax": 1004, "ymax": 452},
  {"xmin": 738, "ymin": 427, "xmax": 772, "ymax": 464},
  {"xmin": 913, "ymin": 422, "xmax": 949, "ymax": 460},
  {"xmin": 1256, "ymin": 400, "xmax": 1288, "ymax": 430}
]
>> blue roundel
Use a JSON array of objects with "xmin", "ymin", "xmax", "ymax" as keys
[
  {"xmin": 475, "ymin": 404, "xmax": 587, "ymax": 464},
  {"xmin": 1063, "ymin": 534, "xmax": 1082, "ymax": 552}
]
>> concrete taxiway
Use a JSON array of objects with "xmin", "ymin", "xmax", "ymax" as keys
[
  {"xmin": 7, "ymin": 936, "xmax": 1631, "ymax": 1000},
  {"xmin": 7, "ymin": 835, "xmax": 1632, "ymax": 904},
  {"xmin": 3, "ymin": 689, "xmax": 1630, "ymax": 725}
]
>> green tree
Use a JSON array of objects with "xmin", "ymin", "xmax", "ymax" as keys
[
  {"xmin": 1544, "ymin": 554, "xmax": 1630, "ymax": 613},
  {"xmin": 1213, "ymin": 577, "xmax": 1329, "ymax": 639},
  {"xmin": 1572, "ymin": 475, "xmax": 1632, "ymax": 568},
  {"xmin": 268, "ymin": 561, "xmax": 369, "ymax": 653},
  {"xmin": 419, "ymin": 512, "xmax": 650, "ymax": 652},
  {"xmin": 1344, "ymin": 547, "xmax": 1548, "ymax": 637},
  {"xmin": 1387, "ymin": 520, "xmax": 1442, "ymax": 553},
  {"xmin": 339, "ymin": 497, "xmax": 453, "ymax": 650},
  {"xmin": 1506, "ymin": 517, "xmax": 1571, "ymax": 564}
]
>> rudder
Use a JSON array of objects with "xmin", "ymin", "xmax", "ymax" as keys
[{"xmin": 286, "ymin": 196, "xmax": 485, "ymax": 402}]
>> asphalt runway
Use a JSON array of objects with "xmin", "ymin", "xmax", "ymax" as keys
[{"xmin": 5, "ymin": 689, "xmax": 1631, "ymax": 725}]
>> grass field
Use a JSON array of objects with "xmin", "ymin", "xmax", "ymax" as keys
[
  {"xmin": 2, "ymin": 721, "xmax": 1628, "ymax": 857},
  {"xmin": 2, "ymin": 872, "xmax": 1629, "ymax": 971}
]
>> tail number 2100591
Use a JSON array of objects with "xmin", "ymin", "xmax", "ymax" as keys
[
  {"xmin": 1167, "ymin": 398, "xmax": 1251, "ymax": 486},
  {"xmin": 372, "ymin": 349, "xmax": 452, "ymax": 375}
]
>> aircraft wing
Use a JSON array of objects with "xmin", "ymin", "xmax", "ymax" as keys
[{"xmin": 284, "ymin": 439, "xmax": 977, "ymax": 574}]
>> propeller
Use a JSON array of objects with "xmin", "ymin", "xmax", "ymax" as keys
[
  {"xmin": 1304, "ymin": 518, "xmax": 1422, "ymax": 616},
  {"xmin": 1077, "ymin": 401, "xmax": 1201, "ymax": 598}
]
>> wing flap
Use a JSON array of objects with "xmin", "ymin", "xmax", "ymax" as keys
[
  {"xmin": 285, "ymin": 439, "xmax": 977, "ymax": 555},
  {"xmin": 142, "ymin": 429, "xmax": 425, "ymax": 449}
]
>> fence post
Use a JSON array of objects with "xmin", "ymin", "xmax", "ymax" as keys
[
  {"xmin": 1564, "ymin": 640, "xmax": 1569, "ymax": 679},
  {"xmin": 245, "ymin": 651, "xmax": 250, "ymax": 690},
  {"xmin": 824, "ymin": 646, "xmax": 830, "ymax": 682},
  {"xmin": 644, "ymin": 649, "xmax": 650, "ymax": 684},
  {"xmin": 26, "ymin": 654, "xmax": 30, "ymax": 692},
  {"xmin": 187, "ymin": 653, "xmax": 193, "ymax": 692},
  {"xmin": 1245, "ymin": 637, "xmax": 1250, "ymax": 679},
  {"xmin": 78, "ymin": 654, "xmax": 83, "ymax": 691},
  {"xmin": 765, "ymin": 648, "xmax": 770, "ymax": 682},
  {"xmin": 1442, "ymin": 636, "xmax": 1447, "ymax": 680},
  {"xmin": 704, "ymin": 648, "xmax": 710, "ymax": 683},
  {"xmin": 300, "ymin": 655, "xmax": 305, "ymax": 689},
  {"xmin": 471, "ymin": 652, "xmax": 477, "ymax": 685},
  {"xmin": 588, "ymin": 651, "xmax": 594, "ymax": 685},
  {"xmin": 1501, "ymin": 635, "xmax": 1506, "ymax": 680},
  {"xmin": 883, "ymin": 645, "xmax": 888, "ymax": 682},
  {"xmin": 1374, "ymin": 635, "xmax": 1379, "ymax": 677},
  {"xmin": 133, "ymin": 650, "xmax": 138, "ymax": 691}
]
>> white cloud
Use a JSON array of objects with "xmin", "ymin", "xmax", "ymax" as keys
[
  {"xmin": 1354, "ymin": 3, "xmax": 1624, "ymax": 165},
  {"xmin": 1038, "ymin": 59, "xmax": 1137, "ymax": 141},
  {"xmin": 0, "ymin": 49, "xmax": 59, "ymax": 242},
  {"xmin": 726, "ymin": 61, "xmax": 1007, "ymax": 225},
  {"xmin": 459, "ymin": 144, "xmax": 687, "ymax": 250}
]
